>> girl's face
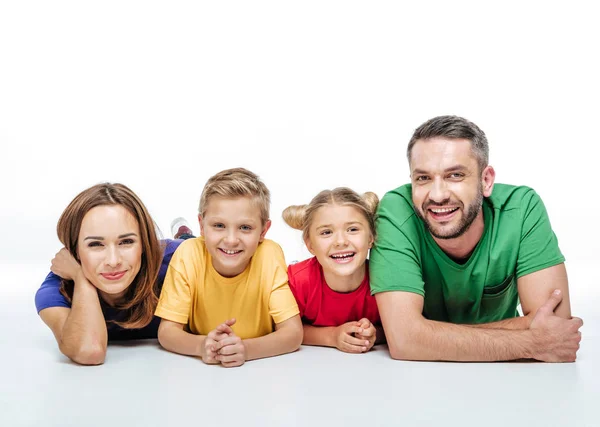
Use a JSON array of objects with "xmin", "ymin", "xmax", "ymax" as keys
[
  {"xmin": 77, "ymin": 204, "xmax": 143, "ymax": 305},
  {"xmin": 305, "ymin": 204, "xmax": 373, "ymax": 281}
]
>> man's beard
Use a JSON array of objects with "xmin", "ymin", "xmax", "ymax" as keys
[{"xmin": 414, "ymin": 187, "xmax": 483, "ymax": 240}]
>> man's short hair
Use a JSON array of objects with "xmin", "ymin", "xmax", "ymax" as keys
[{"xmin": 407, "ymin": 115, "xmax": 489, "ymax": 171}]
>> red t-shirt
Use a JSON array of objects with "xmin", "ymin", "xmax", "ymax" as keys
[{"xmin": 287, "ymin": 257, "xmax": 380, "ymax": 327}]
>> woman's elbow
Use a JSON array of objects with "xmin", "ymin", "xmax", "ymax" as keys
[{"xmin": 62, "ymin": 342, "xmax": 106, "ymax": 365}]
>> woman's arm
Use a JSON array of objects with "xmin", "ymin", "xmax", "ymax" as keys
[{"xmin": 39, "ymin": 274, "xmax": 107, "ymax": 365}]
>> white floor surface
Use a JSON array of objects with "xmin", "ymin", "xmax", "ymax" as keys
[{"xmin": 1, "ymin": 262, "xmax": 598, "ymax": 427}]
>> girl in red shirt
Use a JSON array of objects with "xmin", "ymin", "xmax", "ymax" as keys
[{"xmin": 283, "ymin": 187, "xmax": 384, "ymax": 353}]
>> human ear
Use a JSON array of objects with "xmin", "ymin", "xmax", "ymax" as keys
[
  {"xmin": 304, "ymin": 237, "xmax": 316, "ymax": 256},
  {"xmin": 259, "ymin": 220, "xmax": 272, "ymax": 242},
  {"xmin": 198, "ymin": 214, "xmax": 205, "ymax": 236},
  {"xmin": 481, "ymin": 165, "xmax": 496, "ymax": 197}
]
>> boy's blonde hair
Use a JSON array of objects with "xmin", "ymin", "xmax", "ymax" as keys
[
  {"xmin": 282, "ymin": 187, "xmax": 379, "ymax": 242},
  {"xmin": 199, "ymin": 168, "xmax": 271, "ymax": 225}
]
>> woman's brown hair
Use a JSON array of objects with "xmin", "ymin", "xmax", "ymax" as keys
[{"xmin": 57, "ymin": 183, "xmax": 163, "ymax": 329}]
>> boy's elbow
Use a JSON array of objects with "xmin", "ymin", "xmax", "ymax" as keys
[{"xmin": 290, "ymin": 329, "xmax": 303, "ymax": 351}]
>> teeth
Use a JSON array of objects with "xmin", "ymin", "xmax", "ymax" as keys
[
  {"xmin": 430, "ymin": 207, "xmax": 457, "ymax": 213},
  {"xmin": 222, "ymin": 249, "xmax": 240, "ymax": 255},
  {"xmin": 331, "ymin": 253, "xmax": 354, "ymax": 259}
]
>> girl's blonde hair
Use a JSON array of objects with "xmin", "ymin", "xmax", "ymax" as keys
[{"xmin": 282, "ymin": 187, "xmax": 379, "ymax": 242}]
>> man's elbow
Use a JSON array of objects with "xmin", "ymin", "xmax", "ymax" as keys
[
  {"xmin": 388, "ymin": 340, "xmax": 414, "ymax": 361},
  {"xmin": 386, "ymin": 329, "xmax": 423, "ymax": 361}
]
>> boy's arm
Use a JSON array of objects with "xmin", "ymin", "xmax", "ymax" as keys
[
  {"xmin": 242, "ymin": 314, "xmax": 303, "ymax": 361},
  {"xmin": 157, "ymin": 318, "xmax": 235, "ymax": 364},
  {"xmin": 157, "ymin": 319, "xmax": 204, "ymax": 357},
  {"xmin": 377, "ymin": 289, "xmax": 582, "ymax": 362}
]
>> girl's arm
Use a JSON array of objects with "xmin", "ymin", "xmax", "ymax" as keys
[{"xmin": 303, "ymin": 321, "xmax": 370, "ymax": 353}]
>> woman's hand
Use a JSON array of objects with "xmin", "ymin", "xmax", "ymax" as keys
[{"xmin": 51, "ymin": 248, "xmax": 83, "ymax": 281}]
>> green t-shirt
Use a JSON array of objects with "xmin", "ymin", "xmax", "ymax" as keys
[{"xmin": 369, "ymin": 184, "xmax": 565, "ymax": 324}]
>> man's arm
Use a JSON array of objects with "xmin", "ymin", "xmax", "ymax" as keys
[
  {"xmin": 468, "ymin": 263, "xmax": 571, "ymax": 330},
  {"xmin": 377, "ymin": 289, "xmax": 582, "ymax": 362}
]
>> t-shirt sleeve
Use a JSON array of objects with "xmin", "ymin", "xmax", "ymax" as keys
[
  {"xmin": 516, "ymin": 189, "xmax": 565, "ymax": 278},
  {"xmin": 269, "ymin": 246, "xmax": 300, "ymax": 324},
  {"xmin": 287, "ymin": 266, "xmax": 306, "ymax": 318},
  {"xmin": 369, "ymin": 195, "xmax": 425, "ymax": 296},
  {"xmin": 35, "ymin": 272, "xmax": 71, "ymax": 313},
  {"xmin": 154, "ymin": 245, "xmax": 193, "ymax": 325}
]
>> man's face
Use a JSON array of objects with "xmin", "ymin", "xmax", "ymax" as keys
[{"xmin": 410, "ymin": 137, "xmax": 491, "ymax": 239}]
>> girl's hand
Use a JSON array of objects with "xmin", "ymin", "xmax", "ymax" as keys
[
  {"xmin": 355, "ymin": 318, "xmax": 377, "ymax": 351},
  {"xmin": 214, "ymin": 333, "xmax": 246, "ymax": 368},
  {"xmin": 202, "ymin": 319, "xmax": 236, "ymax": 365},
  {"xmin": 50, "ymin": 248, "xmax": 83, "ymax": 281},
  {"xmin": 335, "ymin": 322, "xmax": 369, "ymax": 353}
]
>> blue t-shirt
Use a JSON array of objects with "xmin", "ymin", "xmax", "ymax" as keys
[{"xmin": 34, "ymin": 239, "xmax": 183, "ymax": 341}]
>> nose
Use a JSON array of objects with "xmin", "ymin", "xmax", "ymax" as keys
[
  {"xmin": 429, "ymin": 177, "xmax": 450, "ymax": 204},
  {"xmin": 334, "ymin": 231, "xmax": 348, "ymax": 247},
  {"xmin": 224, "ymin": 229, "xmax": 240, "ymax": 246},
  {"xmin": 105, "ymin": 245, "xmax": 122, "ymax": 267}
]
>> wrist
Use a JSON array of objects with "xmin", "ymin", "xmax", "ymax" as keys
[
  {"xmin": 330, "ymin": 326, "xmax": 341, "ymax": 348},
  {"xmin": 197, "ymin": 335, "xmax": 207, "ymax": 359}
]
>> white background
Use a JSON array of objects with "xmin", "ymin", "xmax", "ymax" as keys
[
  {"xmin": 1, "ymin": 3, "xmax": 599, "ymax": 426},
  {"xmin": 1, "ymin": 2, "xmax": 598, "ymax": 314}
]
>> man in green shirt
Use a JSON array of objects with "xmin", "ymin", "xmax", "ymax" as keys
[{"xmin": 370, "ymin": 115, "xmax": 583, "ymax": 362}]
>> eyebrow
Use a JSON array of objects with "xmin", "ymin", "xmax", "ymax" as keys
[
  {"xmin": 83, "ymin": 233, "xmax": 138, "ymax": 241},
  {"xmin": 209, "ymin": 217, "xmax": 258, "ymax": 224},
  {"xmin": 315, "ymin": 221, "xmax": 362, "ymax": 230},
  {"xmin": 412, "ymin": 165, "xmax": 469, "ymax": 174}
]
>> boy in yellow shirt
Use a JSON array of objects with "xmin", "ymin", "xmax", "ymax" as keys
[{"xmin": 155, "ymin": 168, "xmax": 302, "ymax": 367}]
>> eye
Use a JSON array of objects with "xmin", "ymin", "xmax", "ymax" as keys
[
  {"xmin": 319, "ymin": 230, "xmax": 332, "ymax": 236},
  {"xmin": 448, "ymin": 172, "xmax": 465, "ymax": 180},
  {"xmin": 120, "ymin": 238, "xmax": 135, "ymax": 245},
  {"xmin": 213, "ymin": 223, "xmax": 225, "ymax": 229},
  {"xmin": 348, "ymin": 226, "xmax": 360, "ymax": 233},
  {"xmin": 414, "ymin": 175, "xmax": 430, "ymax": 182},
  {"xmin": 240, "ymin": 225, "xmax": 252, "ymax": 231},
  {"xmin": 87, "ymin": 241, "xmax": 103, "ymax": 248}
]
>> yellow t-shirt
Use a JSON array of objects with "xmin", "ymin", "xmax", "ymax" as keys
[{"xmin": 155, "ymin": 238, "xmax": 299, "ymax": 339}]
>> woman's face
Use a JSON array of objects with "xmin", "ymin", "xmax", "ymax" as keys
[{"xmin": 77, "ymin": 204, "xmax": 143, "ymax": 305}]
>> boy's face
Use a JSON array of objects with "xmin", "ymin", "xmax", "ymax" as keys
[{"xmin": 199, "ymin": 196, "xmax": 271, "ymax": 278}]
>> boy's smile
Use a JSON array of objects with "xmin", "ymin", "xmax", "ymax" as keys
[{"xmin": 199, "ymin": 196, "xmax": 271, "ymax": 278}]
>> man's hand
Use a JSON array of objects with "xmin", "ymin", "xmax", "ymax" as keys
[
  {"xmin": 202, "ymin": 319, "xmax": 236, "ymax": 365},
  {"xmin": 50, "ymin": 248, "xmax": 83, "ymax": 281},
  {"xmin": 355, "ymin": 318, "xmax": 377, "ymax": 351},
  {"xmin": 335, "ymin": 321, "xmax": 369, "ymax": 353},
  {"xmin": 529, "ymin": 290, "xmax": 583, "ymax": 362}
]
